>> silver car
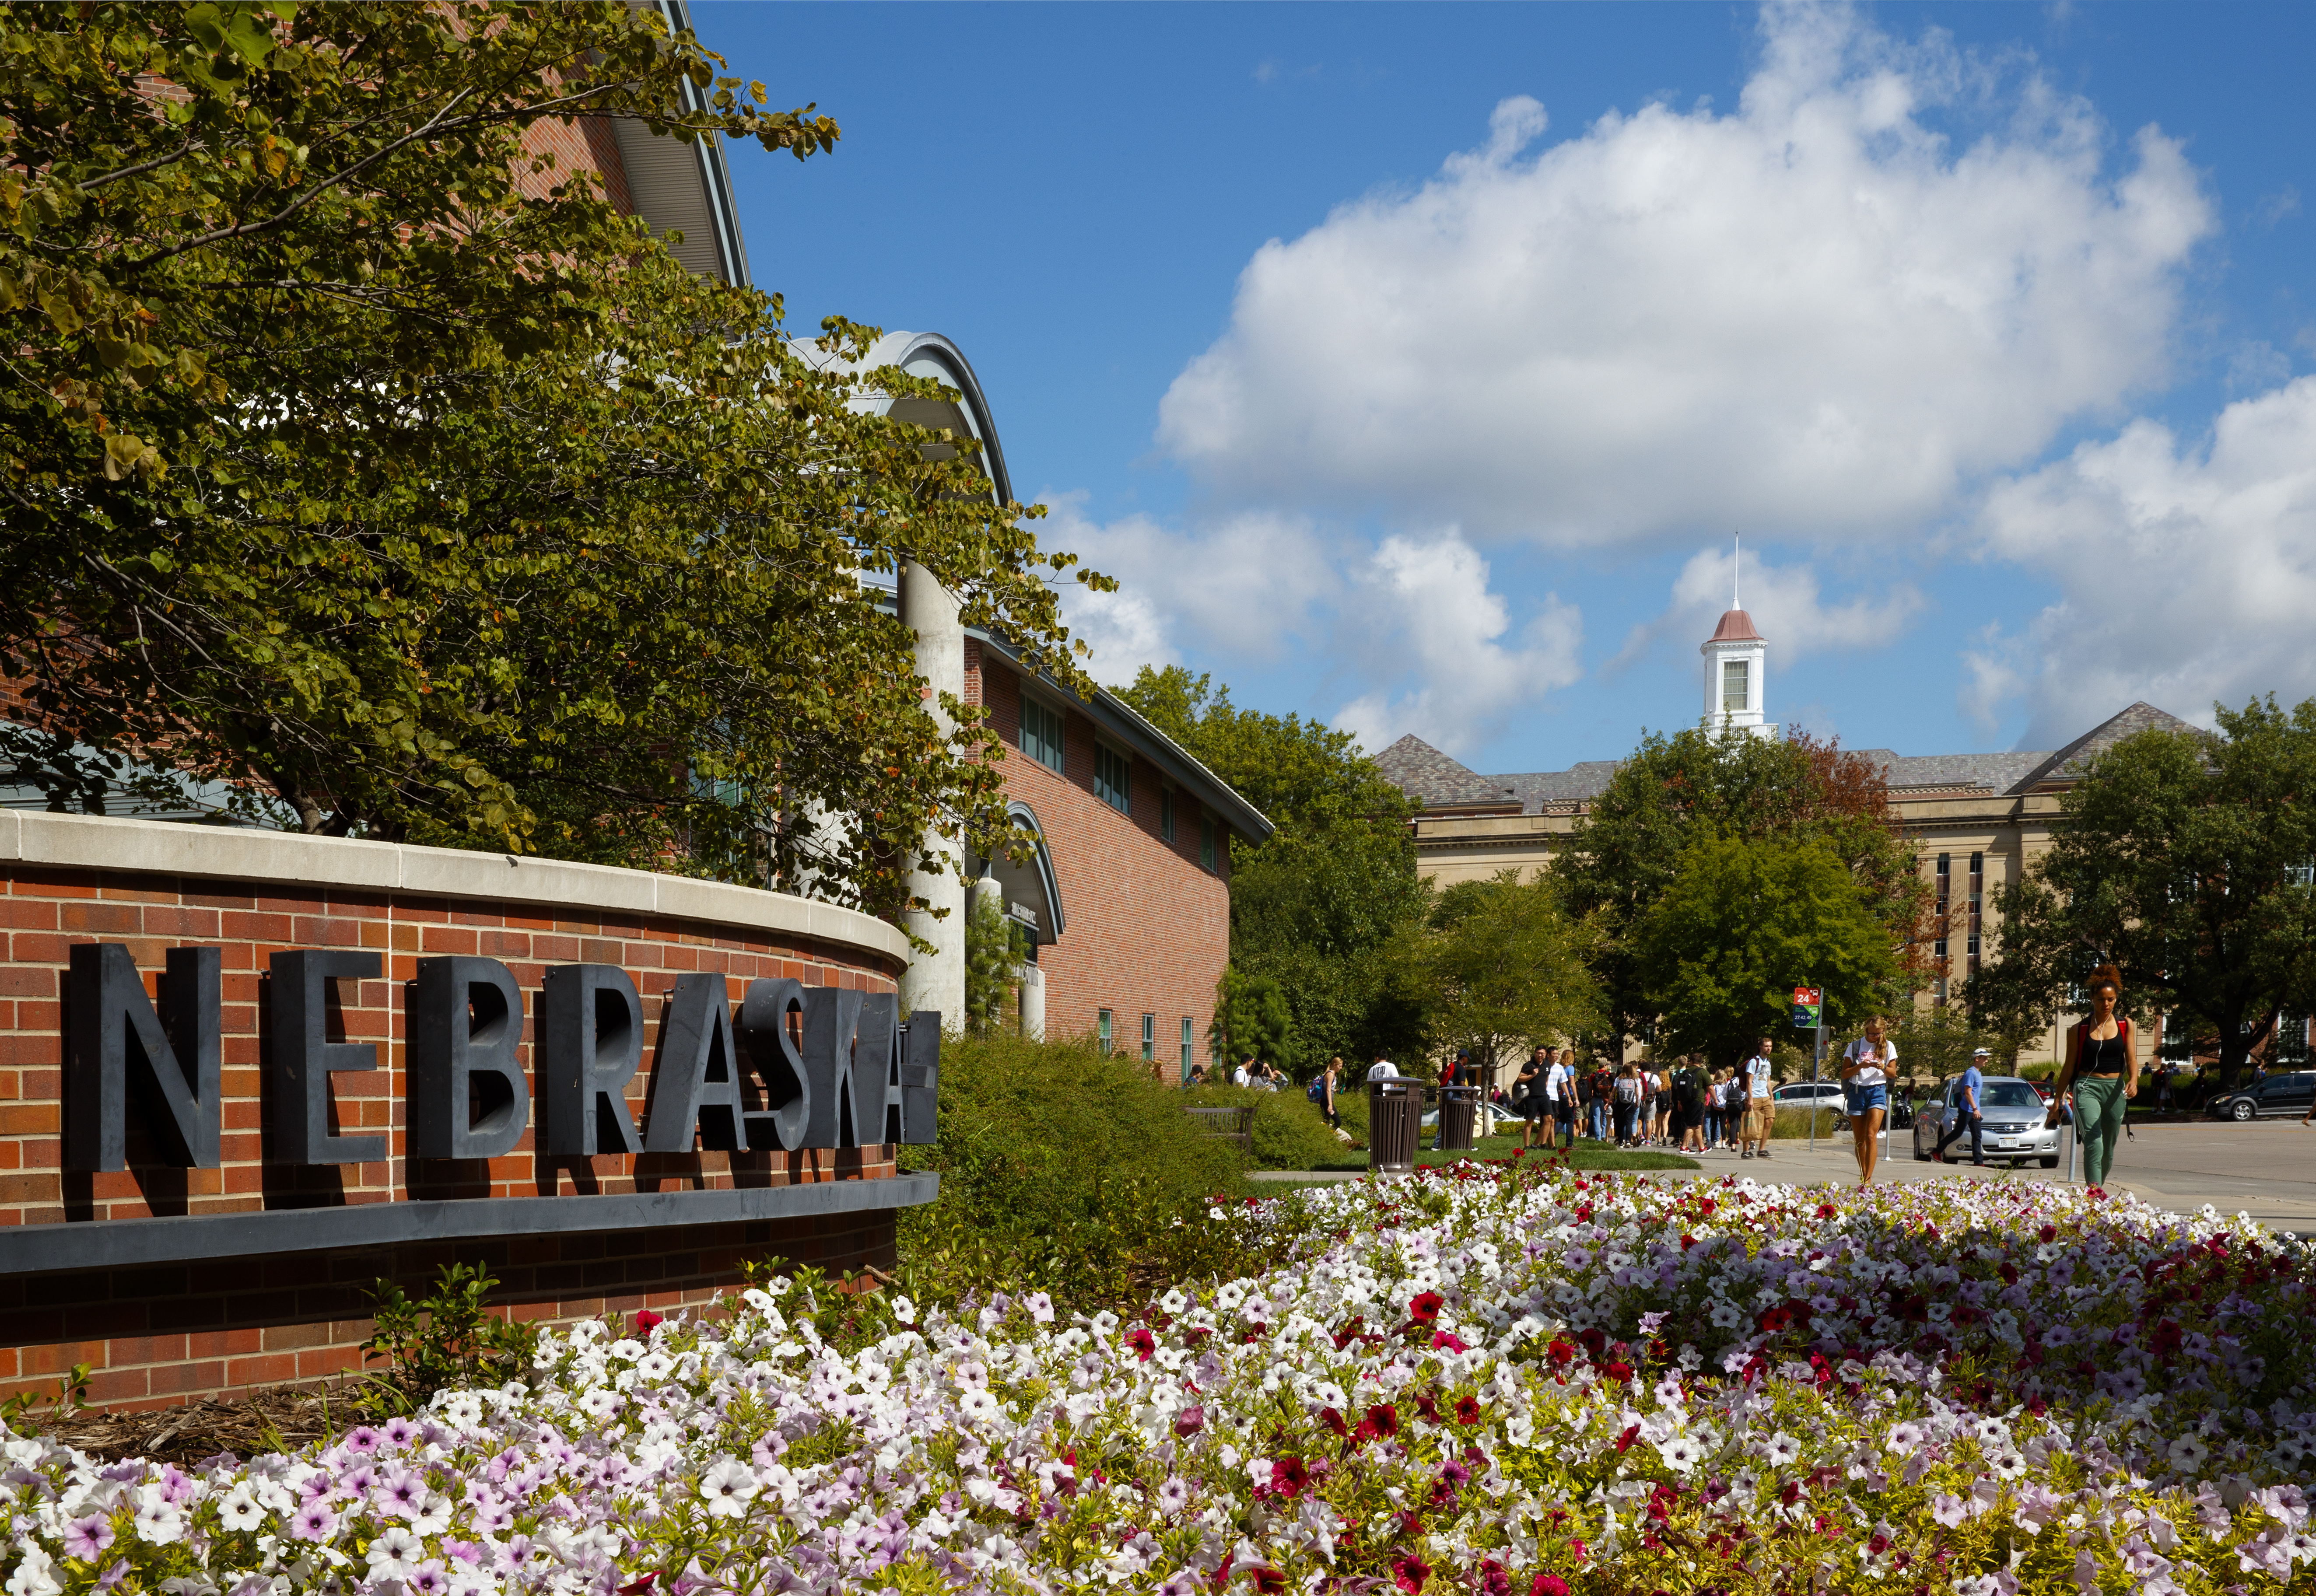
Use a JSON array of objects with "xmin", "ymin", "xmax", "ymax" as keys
[{"xmin": 1911, "ymin": 1075, "xmax": 2060, "ymax": 1168}]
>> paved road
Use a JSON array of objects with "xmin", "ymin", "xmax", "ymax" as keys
[
  {"xmin": 1259, "ymin": 1120, "xmax": 2316, "ymax": 1234},
  {"xmin": 1671, "ymin": 1119, "xmax": 2316, "ymax": 1234}
]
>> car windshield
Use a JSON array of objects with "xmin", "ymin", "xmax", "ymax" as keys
[{"xmin": 1979, "ymin": 1082, "xmax": 2042, "ymax": 1110}]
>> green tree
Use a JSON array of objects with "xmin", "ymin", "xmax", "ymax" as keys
[
  {"xmin": 1118, "ymin": 666, "xmax": 1428, "ymax": 1070},
  {"xmin": 1635, "ymin": 835, "xmax": 1900, "ymax": 1070},
  {"xmin": 961, "ymin": 892, "xmax": 1027, "ymax": 1037},
  {"xmin": 1561, "ymin": 724, "xmax": 1927, "ymax": 1060},
  {"xmin": 1209, "ymin": 968, "xmax": 1296, "ymax": 1073},
  {"xmin": 0, "ymin": 3, "xmax": 1105, "ymax": 923},
  {"xmin": 1888, "ymin": 1004, "xmax": 2001, "ymax": 1088},
  {"xmin": 1973, "ymin": 699, "xmax": 2316, "ymax": 1085},
  {"xmin": 1415, "ymin": 870, "xmax": 1600, "ymax": 1096}
]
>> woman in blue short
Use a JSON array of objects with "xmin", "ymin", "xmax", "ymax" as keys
[{"xmin": 1838, "ymin": 1014, "xmax": 1896, "ymax": 1186}]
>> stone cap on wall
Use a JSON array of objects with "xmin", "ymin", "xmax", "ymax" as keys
[{"xmin": 0, "ymin": 808, "xmax": 911, "ymax": 970}]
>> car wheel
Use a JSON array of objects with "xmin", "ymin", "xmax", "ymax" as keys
[
  {"xmin": 2232, "ymin": 1100, "xmax": 2255, "ymax": 1122},
  {"xmin": 2040, "ymin": 1156, "xmax": 2059, "ymax": 1168}
]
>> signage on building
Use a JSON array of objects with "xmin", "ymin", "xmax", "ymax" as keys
[{"xmin": 61, "ymin": 942, "xmax": 938, "ymax": 1175}]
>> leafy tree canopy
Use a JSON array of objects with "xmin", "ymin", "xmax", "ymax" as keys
[
  {"xmin": 1209, "ymin": 968, "xmax": 1294, "ymax": 1072},
  {"xmin": 1416, "ymin": 869, "xmax": 1601, "ymax": 1086},
  {"xmin": 1118, "ymin": 666, "xmax": 1428, "ymax": 1071},
  {"xmin": 1635, "ymin": 834, "xmax": 1901, "ymax": 1070},
  {"xmin": 1560, "ymin": 723, "xmax": 1926, "ymax": 1057},
  {"xmin": 0, "ymin": 2, "xmax": 1105, "ymax": 921},
  {"xmin": 1972, "ymin": 697, "xmax": 2316, "ymax": 1084}
]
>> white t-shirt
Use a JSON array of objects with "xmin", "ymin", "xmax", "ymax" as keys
[
  {"xmin": 1544, "ymin": 1062, "xmax": 1570, "ymax": 1102},
  {"xmin": 1745, "ymin": 1054, "xmax": 1775, "ymax": 1100},
  {"xmin": 1232, "ymin": 1065, "xmax": 1251, "ymax": 1087},
  {"xmin": 1843, "ymin": 1036, "xmax": 1896, "ymax": 1088},
  {"xmin": 1366, "ymin": 1060, "xmax": 1399, "ymax": 1084}
]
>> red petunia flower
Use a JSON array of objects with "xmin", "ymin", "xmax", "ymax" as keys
[
  {"xmin": 1269, "ymin": 1456, "xmax": 1310, "ymax": 1498},
  {"xmin": 1126, "ymin": 1327, "xmax": 1156, "ymax": 1362},
  {"xmin": 1174, "ymin": 1406, "xmax": 1205, "ymax": 1437},
  {"xmin": 1530, "ymin": 1577, "xmax": 1571, "ymax": 1596},
  {"xmin": 635, "ymin": 1310, "xmax": 663, "ymax": 1336},
  {"xmin": 1454, "ymin": 1394, "xmax": 1482, "ymax": 1425},
  {"xmin": 1366, "ymin": 1402, "xmax": 1401, "ymax": 1438},
  {"xmin": 1409, "ymin": 1291, "xmax": 1445, "ymax": 1324},
  {"xmin": 1391, "ymin": 1553, "xmax": 1430, "ymax": 1593},
  {"xmin": 1250, "ymin": 1569, "xmax": 1287, "ymax": 1595}
]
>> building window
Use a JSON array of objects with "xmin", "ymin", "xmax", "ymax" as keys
[
  {"xmin": 1933, "ymin": 853, "xmax": 1949, "ymax": 964},
  {"xmin": 1721, "ymin": 658, "xmax": 1748, "ymax": 713},
  {"xmin": 1141, "ymin": 1013, "xmax": 1155, "ymax": 1061},
  {"xmin": 1967, "ymin": 851, "xmax": 1983, "ymax": 976},
  {"xmin": 1020, "ymin": 696, "xmax": 1065, "ymax": 773},
  {"xmin": 1199, "ymin": 815, "xmax": 1216, "ymax": 871},
  {"xmin": 1097, "ymin": 1009, "xmax": 1112, "ymax": 1055},
  {"xmin": 1180, "ymin": 1016, "xmax": 1193, "ymax": 1080},
  {"xmin": 2278, "ymin": 1012, "xmax": 2312, "ymax": 1068},
  {"xmin": 1161, "ymin": 786, "xmax": 1176, "ymax": 843},
  {"xmin": 1095, "ymin": 742, "xmax": 1132, "ymax": 814}
]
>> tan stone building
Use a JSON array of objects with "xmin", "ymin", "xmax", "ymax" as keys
[{"xmin": 1373, "ymin": 604, "xmax": 2235, "ymax": 1070}]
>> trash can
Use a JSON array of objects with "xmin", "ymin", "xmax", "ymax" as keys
[
  {"xmin": 1436, "ymin": 1085, "xmax": 1477, "ymax": 1152},
  {"xmin": 1369, "ymin": 1085, "xmax": 1419, "ymax": 1173}
]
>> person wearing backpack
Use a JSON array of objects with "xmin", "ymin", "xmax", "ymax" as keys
[
  {"xmin": 1308, "ymin": 1056, "xmax": 1342, "ymax": 1129},
  {"xmin": 1612, "ymin": 1063, "xmax": 1644, "ymax": 1146}
]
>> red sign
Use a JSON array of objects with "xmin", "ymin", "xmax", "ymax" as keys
[{"xmin": 1791, "ymin": 986, "xmax": 1821, "ymax": 1006}]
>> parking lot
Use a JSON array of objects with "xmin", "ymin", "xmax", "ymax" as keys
[{"xmin": 1678, "ymin": 1118, "xmax": 2316, "ymax": 1235}]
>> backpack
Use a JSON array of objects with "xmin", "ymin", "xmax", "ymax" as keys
[
  {"xmin": 1306, "ymin": 1075, "xmax": 1326, "ymax": 1104},
  {"xmin": 1615, "ymin": 1075, "xmax": 1642, "ymax": 1104}
]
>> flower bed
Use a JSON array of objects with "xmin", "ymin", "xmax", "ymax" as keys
[{"xmin": 8, "ymin": 1166, "xmax": 2316, "ymax": 1595}]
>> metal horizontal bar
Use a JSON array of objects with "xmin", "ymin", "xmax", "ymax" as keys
[{"xmin": 0, "ymin": 1174, "xmax": 940, "ymax": 1276}]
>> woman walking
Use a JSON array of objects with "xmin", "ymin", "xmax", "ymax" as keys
[
  {"xmin": 1318, "ymin": 1056, "xmax": 1342, "ymax": 1130},
  {"xmin": 2046, "ymin": 965, "xmax": 2137, "ymax": 1187},
  {"xmin": 1838, "ymin": 1014, "xmax": 1896, "ymax": 1186},
  {"xmin": 1613, "ymin": 1063, "xmax": 1643, "ymax": 1146}
]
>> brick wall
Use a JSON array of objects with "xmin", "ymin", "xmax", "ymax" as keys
[
  {"xmin": 970, "ymin": 648, "xmax": 1232, "ymax": 1079},
  {"xmin": 0, "ymin": 816, "xmax": 915, "ymax": 1410},
  {"xmin": 0, "ymin": 1209, "xmax": 892, "ymax": 1412}
]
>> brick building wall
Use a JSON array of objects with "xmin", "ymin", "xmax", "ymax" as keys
[
  {"xmin": 0, "ymin": 812, "xmax": 920, "ymax": 1410},
  {"xmin": 968, "ymin": 645, "xmax": 1232, "ymax": 1079}
]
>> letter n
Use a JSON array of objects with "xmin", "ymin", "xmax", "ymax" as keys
[{"xmin": 65, "ymin": 944, "xmax": 221, "ymax": 1171}]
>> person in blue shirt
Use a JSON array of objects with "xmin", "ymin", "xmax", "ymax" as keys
[{"xmin": 1933, "ymin": 1048, "xmax": 1989, "ymax": 1165}]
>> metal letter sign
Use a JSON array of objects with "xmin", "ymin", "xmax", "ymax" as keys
[
  {"xmin": 1790, "ymin": 984, "xmax": 1822, "ymax": 1029},
  {"xmin": 538, "ymin": 964, "xmax": 645, "ymax": 1156},
  {"xmin": 409, "ymin": 957, "xmax": 531, "ymax": 1160},
  {"xmin": 270, "ymin": 949, "xmax": 389, "ymax": 1164},
  {"xmin": 64, "ymin": 944, "xmax": 221, "ymax": 1171},
  {"xmin": 60, "ymin": 942, "xmax": 939, "ymax": 1169}
]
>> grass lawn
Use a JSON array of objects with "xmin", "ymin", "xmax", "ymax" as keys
[{"xmin": 1307, "ymin": 1133, "xmax": 1698, "ymax": 1174}]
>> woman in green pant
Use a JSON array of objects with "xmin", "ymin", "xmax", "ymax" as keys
[{"xmin": 2046, "ymin": 964, "xmax": 2137, "ymax": 1186}]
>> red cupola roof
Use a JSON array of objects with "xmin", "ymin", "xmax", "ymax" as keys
[{"xmin": 1708, "ymin": 608, "xmax": 1764, "ymax": 644}]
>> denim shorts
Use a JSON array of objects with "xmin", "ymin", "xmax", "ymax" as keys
[{"xmin": 1845, "ymin": 1082, "xmax": 1889, "ymax": 1116}]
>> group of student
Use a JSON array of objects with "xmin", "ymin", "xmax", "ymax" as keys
[{"xmin": 1503, "ymin": 1043, "xmax": 1784, "ymax": 1158}]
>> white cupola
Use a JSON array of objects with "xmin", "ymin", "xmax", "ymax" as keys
[{"xmin": 1700, "ymin": 538, "xmax": 1777, "ymax": 739}]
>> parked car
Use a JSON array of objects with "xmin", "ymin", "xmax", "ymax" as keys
[
  {"xmin": 1772, "ymin": 1082, "xmax": 1843, "ymax": 1107},
  {"xmin": 1912, "ymin": 1075, "xmax": 2061, "ymax": 1168},
  {"xmin": 2204, "ymin": 1070, "xmax": 2316, "ymax": 1122}
]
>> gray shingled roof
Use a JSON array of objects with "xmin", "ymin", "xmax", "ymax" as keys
[
  {"xmin": 2007, "ymin": 702, "xmax": 2204, "ymax": 792},
  {"xmin": 1372, "ymin": 734, "xmax": 1518, "ymax": 809},
  {"xmin": 1501, "ymin": 762, "xmax": 1623, "ymax": 809},
  {"xmin": 1377, "ymin": 703, "xmax": 2198, "ymax": 817}
]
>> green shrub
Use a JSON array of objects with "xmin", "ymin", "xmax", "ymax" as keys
[
  {"xmin": 1184, "ymin": 1084, "xmax": 1346, "ymax": 1170},
  {"xmin": 1768, "ymin": 1105, "xmax": 1848, "ymax": 1139},
  {"xmin": 356, "ymin": 1263, "xmax": 540, "ymax": 1418},
  {"xmin": 896, "ymin": 1031, "xmax": 1260, "ymax": 1313}
]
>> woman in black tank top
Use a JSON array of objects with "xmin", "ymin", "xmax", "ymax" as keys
[{"xmin": 2048, "ymin": 964, "xmax": 2137, "ymax": 1186}]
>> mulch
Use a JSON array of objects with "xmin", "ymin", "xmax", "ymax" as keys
[{"xmin": 28, "ymin": 1386, "xmax": 337, "ymax": 1467}]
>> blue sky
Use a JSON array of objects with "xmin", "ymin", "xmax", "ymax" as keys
[{"xmin": 700, "ymin": 1, "xmax": 2316, "ymax": 774}]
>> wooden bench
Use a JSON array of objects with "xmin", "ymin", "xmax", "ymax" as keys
[{"xmin": 1184, "ymin": 1104, "xmax": 1255, "ymax": 1153}]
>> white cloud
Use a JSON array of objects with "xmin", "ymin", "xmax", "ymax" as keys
[
  {"xmin": 1036, "ymin": 494, "xmax": 1338, "ymax": 684},
  {"xmin": 1971, "ymin": 374, "xmax": 2316, "ymax": 747},
  {"xmin": 1610, "ymin": 544, "xmax": 1926, "ymax": 672},
  {"xmin": 1157, "ymin": 1, "xmax": 2211, "ymax": 546},
  {"xmin": 1331, "ymin": 532, "xmax": 1582, "ymax": 757}
]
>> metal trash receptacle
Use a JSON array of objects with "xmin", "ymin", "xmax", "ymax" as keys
[
  {"xmin": 1436, "ymin": 1085, "xmax": 1477, "ymax": 1152},
  {"xmin": 1369, "ymin": 1086, "xmax": 1419, "ymax": 1173}
]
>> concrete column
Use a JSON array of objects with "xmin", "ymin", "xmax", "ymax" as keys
[
  {"xmin": 1018, "ymin": 965, "xmax": 1046, "ymax": 1042},
  {"xmin": 899, "ymin": 560, "xmax": 965, "ymax": 1027}
]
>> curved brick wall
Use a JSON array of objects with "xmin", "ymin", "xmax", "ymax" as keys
[{"xmin": 0, "ymin": 811, "xmax": 927, "ymax": 1410}]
